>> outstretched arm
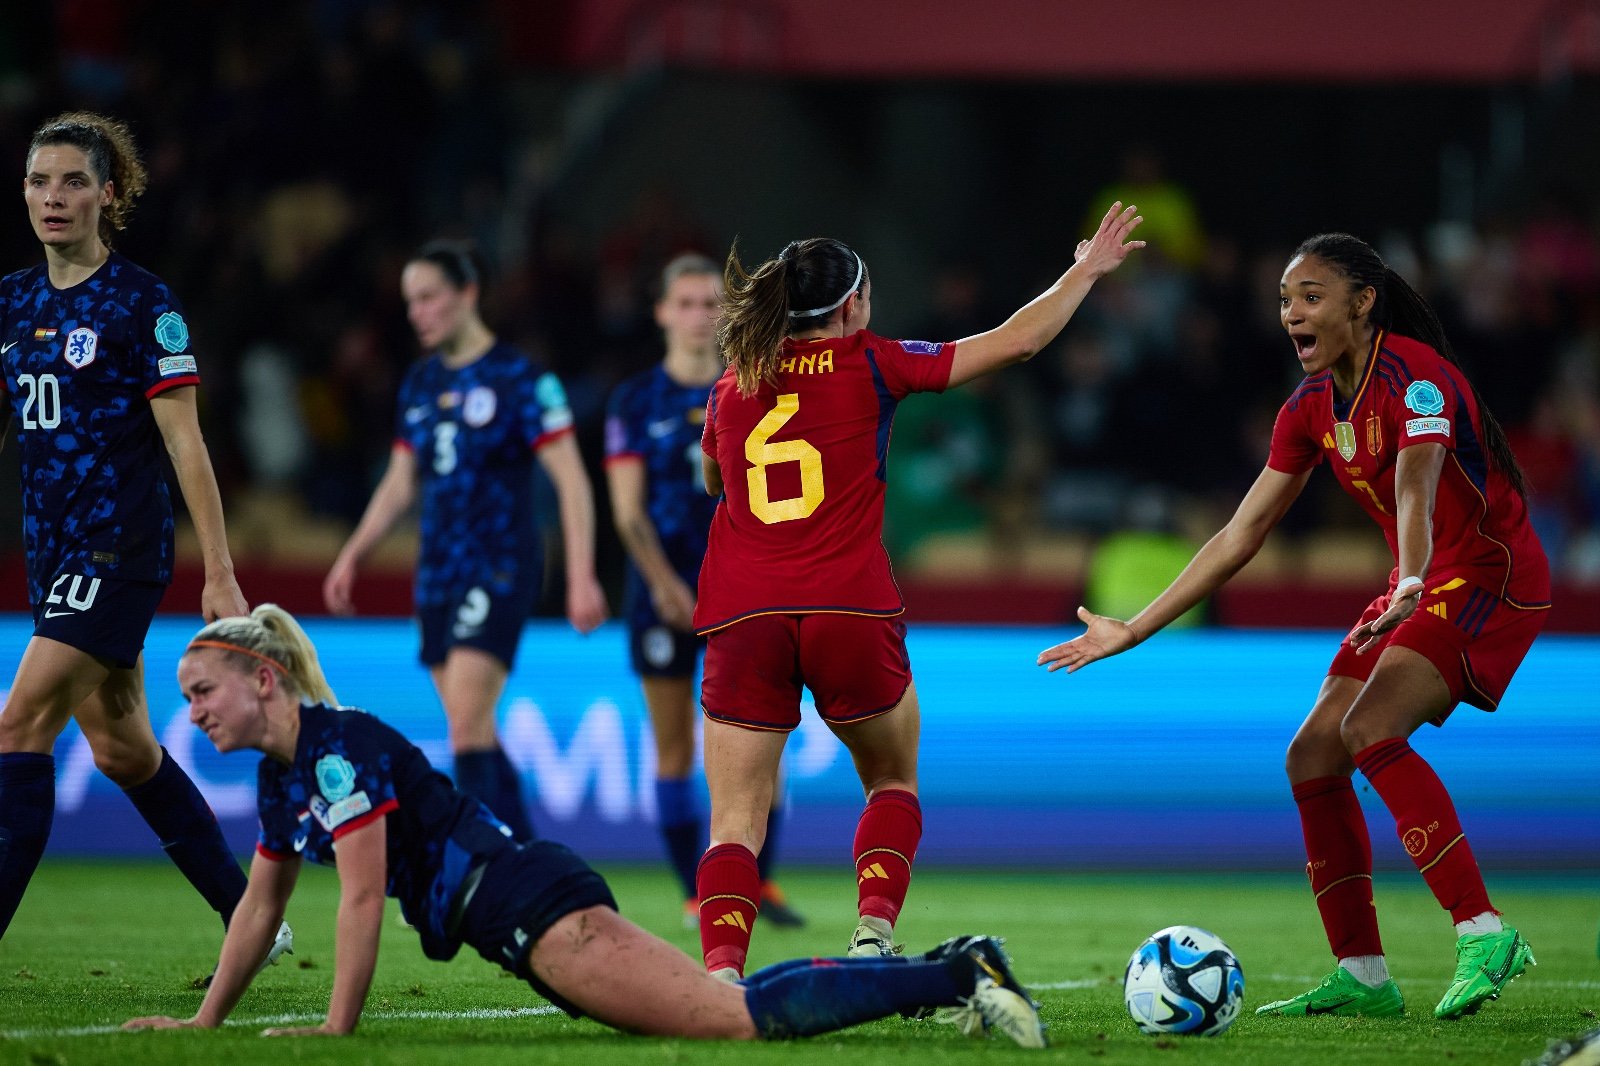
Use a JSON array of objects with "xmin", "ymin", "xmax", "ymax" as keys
[
  {"xmin": 151, "ymin": 388, "xmax": 249, "ymax": 621},
  {"xmin": 945, "ymin": 202, "xmax": 1145, "ymax": 390},
  {"xmin": 265, "ymin": 819, "xmax": 388, "ymax": 1036},
  {"xmin": 537, "ymin": 433, "xmax": 610, "ymax": 634},
  {"xmin": 323, "ymin": 444, "xmax": 418, "ymax": 616},
  {"xmin": 1037, "ymin": 465, "xmax": 1311, "ymax": 674},
  {"xmin": 124, "ymin": 850, "xmax": 300, "ymax": 1030}
]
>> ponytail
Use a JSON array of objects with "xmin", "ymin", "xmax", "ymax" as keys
[
  {"xmin": 29, "ymin": 112, "xmax": 148, "ymax": 247},
  {"xmin": 1381, "ymin": 268, "xmax": 1528, "ymax": 498},
  {"xmin": 717, "ymin": 237, "xmax": 868, "ymax": 398},
  {"xmin": 188, "ymin": 604, "xmax": 338, "ymax": 705}
]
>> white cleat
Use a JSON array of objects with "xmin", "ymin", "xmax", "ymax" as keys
[
  {"xmin": 967, "ymin": 976, "xmax": 1047, "ymax": 1049},
  {"xmin": 257, "ymin": 921, "xmax": 294, "ymax": 975},
  {"xmin": 846, "ymin": 918, "xmax": 901, "ymax": 958}
]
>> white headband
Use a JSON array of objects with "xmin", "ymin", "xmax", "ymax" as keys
[{"xmin": 788, "ymin": 253, "xmax": 864, "ymax": 319}]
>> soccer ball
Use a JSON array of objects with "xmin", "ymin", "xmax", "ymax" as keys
[{"xmin": 1123, "ymin": 925, "xmax": 1245, "ymax": 1037}]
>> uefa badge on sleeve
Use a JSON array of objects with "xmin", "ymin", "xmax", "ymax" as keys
[{"xmin": 154, "ymin": 311, "xmax": 190, "ymax": 354}]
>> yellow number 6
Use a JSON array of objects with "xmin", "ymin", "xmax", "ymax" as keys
[{"xmin": 745, "ymin": 393, "xmax": 824, "ymax": 524}]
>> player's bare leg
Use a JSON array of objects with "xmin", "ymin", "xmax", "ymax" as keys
[{"xmin": 431, "ymin": 647, "xmax": 533, "ymax": 839}]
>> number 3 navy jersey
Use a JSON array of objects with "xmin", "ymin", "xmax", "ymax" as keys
[
  {"xmin": 393, "ymin": 341, "xmax": 574, "ymax": 609},
  {"xmin": 255, "ymin": 702, "xmax": 517, "ymax": 961},
  {"xmin": 603, "ymin": 366, "xmax": 720, "ymax": 601},
  {"xmin": 0, "ymin": 252, "xmax": 201, "ymax": 606}
]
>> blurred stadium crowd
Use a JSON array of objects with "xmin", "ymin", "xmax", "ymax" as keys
[{"xmin": 1, "ymin": 1, "xmax": 1597, "ymax": 599}]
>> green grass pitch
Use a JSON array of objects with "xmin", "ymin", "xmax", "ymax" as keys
[{"xmin": 0, "ymin": 861, "xmax": 1594, "ymax": 1064}]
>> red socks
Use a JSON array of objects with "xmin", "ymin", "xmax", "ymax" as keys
[
  {"xmin": 1293, "ymin": 776, "xmax": 1383, "ymax": 957},
  {"xmin": 853, "ymin": 788, "xmax": 922, "ymax": 924},
  {"xmin": 696, "ymin": 842, "xmax": 761, "ymax": 976},
  {"xmin": 1354, "ymin": 738, "xmax": 1494, "ymax": 923}
]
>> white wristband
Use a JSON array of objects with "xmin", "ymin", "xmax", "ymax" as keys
[{"xmin": 1395, "ymin": 576, "xmax": 1424, "ymax": 596}]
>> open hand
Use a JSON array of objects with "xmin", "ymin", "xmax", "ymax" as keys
[
  {"xmin": 1074, "ymin": 201, "xmax": 1145, "ymax": 278},
  {"xmin": 1036, "ymin": 605, "xmax": 1140, "ymax": 674}
]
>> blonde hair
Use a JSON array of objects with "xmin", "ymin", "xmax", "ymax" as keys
[{"xmin": 187, "ymin": 604, "xmax": 338, "ymax": 705}]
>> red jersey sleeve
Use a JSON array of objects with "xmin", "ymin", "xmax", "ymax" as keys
[
  {"xmin": 870, "ymin": 335, "xmax": 956, "ymax": 400},
  {"xmin": 1267, "ymin": 397, "xmax": 1321, "ymax": 475},
  {"xmin": 1391, "ymin": 374, "xmax": 1457, "ymax": 453}
]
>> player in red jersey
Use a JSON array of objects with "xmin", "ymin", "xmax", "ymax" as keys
[
  {"xmin": 1039, "ymin": 233, "xmax": 1548, "ymax": 1022},
  {"xmin": 691, "ymin": 203, "xmax": 1144, "ymax": 979}
]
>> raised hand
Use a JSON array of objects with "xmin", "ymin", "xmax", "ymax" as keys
[{"xmin": 1074, "ymin": 201, "xmax": 1145, "ymax": 278}]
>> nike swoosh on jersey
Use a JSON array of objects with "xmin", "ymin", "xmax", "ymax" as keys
[
  {"xmin": 647, "ymin": 418, "xmax": 678, "ymax": 438},
  {"xmin": 0, "ymin": 341, "xmax": 17, "ymax": 353},
  {"xmin": 43, "ymin": 608, "xmax": 75, "ymax": 618}
]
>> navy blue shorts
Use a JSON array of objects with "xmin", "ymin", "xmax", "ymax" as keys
[
  {"xmin": 417, "ymin": 578, "xmax": 539, "ymax": 670},
  {"xmin": 628, "ymin": 621, "xmax": 704, "ymax": 678},
  {"xmin": 32, "ymin": 573, "xmax": 164, "ymax": 670},
  {"xmin": 457, "ymin": 839, "xmax": 617, "ymax": 1017}
]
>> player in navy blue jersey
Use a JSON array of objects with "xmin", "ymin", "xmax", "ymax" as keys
[
  {"xmin": 122, "ymin": 605, "xmax": 1044, "ymax": 1047},
  {"xmin": 324, "ymin": 240, "xmax": 607, "ymax": 841},
  {"xmin": 0, "ymin": 113, "xmax": 290, "ymax": 967},
  {"xmin": 605, "ymin": 254, "xmax": 803, "ymax": 930}
]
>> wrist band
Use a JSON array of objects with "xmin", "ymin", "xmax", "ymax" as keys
[{"xmin": 1395, "ymin": 576, "xmax": 1424, "ymax": 596}]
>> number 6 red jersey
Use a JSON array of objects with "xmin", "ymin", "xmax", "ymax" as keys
[{"xmin": 694, "ymin": 330, "xmax": 955, "ymax": 635}]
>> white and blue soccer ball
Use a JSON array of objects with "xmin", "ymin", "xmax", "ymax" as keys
[{"xmin": 1123, "ymin": 925, "xmax": 1245, "ymax": 1037}]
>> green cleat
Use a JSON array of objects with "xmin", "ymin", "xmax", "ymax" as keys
[
  {"xmin": 1434, "ymin": 927, "xmax": 1535, "ymax": 1020},
  {"xmin": 1255, "ymin": 966, "xmax": 1405, "ymax": 1018}
]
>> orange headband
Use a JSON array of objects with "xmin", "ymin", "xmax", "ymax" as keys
[{"xmin": 186, "ymin": 640, "xmax": 287, "ymax": 674}]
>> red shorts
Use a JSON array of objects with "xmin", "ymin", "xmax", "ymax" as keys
[
  {"xmin": 701, "ymin": 613, "xmax": 911, "ymax": 732},
  {"xmin": 1329, "ymin": 576, "xmax": 1548, "ymax": 720}
]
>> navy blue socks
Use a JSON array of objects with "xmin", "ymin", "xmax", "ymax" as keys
[
  {"xmin": 0, "ymin": 752, "xmax": 57, "ymax": 937},
  {"xmin": 454, "ymin": 747, "xmax": 535, "ymax": 841},
  {"xmin": 743, "ymin": 955, "xmax": 970, "ymax": 1039},
  {"xmin": 122, "ymin": 747, "xmax": 247, "ymax": 927},
  {"xmin": 655, "ymin": 776, "xmax": 702, "ymax": 899}
]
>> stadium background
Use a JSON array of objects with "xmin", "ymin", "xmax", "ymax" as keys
[{"xmin": 0, "ymin": 1, "xmax": 1596, "ymax": 863}]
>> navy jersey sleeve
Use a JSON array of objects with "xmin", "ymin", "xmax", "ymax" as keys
[
  {"xmin": 135, "ymin": 281, "xmax": 200, "ymax": 398},
  {"xmin": 603, "ymin": 377, "xmax": 645, "ymax": 462},
  {"xmin": 516, "ymin": 363, "xmax": 575, "ymax": 450},
  {"xmin": 255, "ymin": 762, "xmax": 300, "ymax": 861},
  {"xmin": 313, "ymin": 734, "xmax": 401, "ymax": 842},
  {"xmin": 394, "ymin": 362, "xmax": 427, "ymax": 453}
]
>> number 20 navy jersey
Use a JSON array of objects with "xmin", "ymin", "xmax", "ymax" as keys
[
  {"xmin": 255, "ymin": 702, "xmax": 517, "ymax": 960},
  {"xmin": 0, "ymin": 252, "xmax": 201, "ymax": 605},
  {"xmin": 393, "ymin": 341, "xmax": 574, "ymax": 609}
]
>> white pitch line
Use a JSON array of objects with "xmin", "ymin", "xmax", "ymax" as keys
[
  {"xmin": 10, "ymin": 976, "xmax": 1600, "ymax": 1040},
  {"xmin": 2, "ymin": 1005, "xmax": 560, "ymax": 1041}
]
